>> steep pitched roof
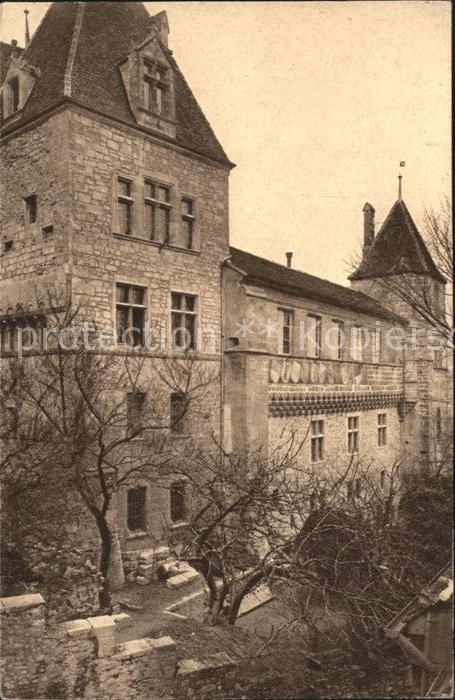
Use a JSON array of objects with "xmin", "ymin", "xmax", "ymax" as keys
[
  {"xmin": 229, "ymin": 247, "xmax": 405, "ymax": 323},
  {"xmin": 349, "ymin": 199, "xmax": 445, "ymax": 283},
  {"xmin": 0, "ymin": 3, "xmax": 231, "ymax": 166}
]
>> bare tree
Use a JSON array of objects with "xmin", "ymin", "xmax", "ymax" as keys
[
  {"xmin": 0, "ymin": 303, "xmax": 219, "ymax": 608},
  {"xmin": 174, "ymin": 439, "xmax": 451, "ymax": 658}
]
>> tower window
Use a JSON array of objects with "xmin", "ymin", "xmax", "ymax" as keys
[
  {"xmin": 115, "ymin": 283, "xmax": 147, "ymax": 346},
  {"xmin": 25, "ymin": 194, "xmax": 37, "ymax": 224},
  {"xmin": 170, "ymin": 392, "xmax": 186, "ymax": 433},
  {"xmin": 127, "ymin": 486, "xmax": 147, "ymax": 533},
  {"xmin": 117, "ymin": 178, "xmax": 134, "ymax": 235},
  {"xmin": 126, "ymin": 392, "xmax": 146, "ymax": 436},
  {"xmin": 144, "ymin": 180, "xmax": 171, "ymax": 242},
  {"xmin": 171, "ymin": 293, "xmax": 197, "ymax": 350},
  {"xmin": 170, "ymin": 481, "xmax": 186, "ymax": 522},
  {"xmin": 8, "ymin": 76, "xmax": 19, "ymax": 113},
  {"xmin": 181, "ymin": 198, "xmax": 195, "ymax": 249},
  {"xmin": 143, "ymin": 60, "xmax": 170, "ymax": 117}
]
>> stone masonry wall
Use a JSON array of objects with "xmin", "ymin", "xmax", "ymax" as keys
[
  {"xmin": 0, "ymin": 593, "xmax": 285, "ymax": 700},
  {"xmin": 0, "ymin": 111, "xmax": 71, "ymax": 284},
  {"xmin": 269, "ymin": 406, "xmax": 402, "ymax": 476},
  {"xmin": 67, "ymin": 107, "xmax": 230, "ymax": 352}
]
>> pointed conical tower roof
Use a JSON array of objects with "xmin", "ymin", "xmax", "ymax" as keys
[
  {"xmin": 1, "ymin": 2, "xmax": 231, "ymax": 165},
  {"xmin": 349, "ymin": 199, "xmax": 445, "ymax": 283}
]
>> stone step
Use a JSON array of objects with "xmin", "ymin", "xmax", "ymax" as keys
[
  {"xmin": 237, "ymin": 583, "xmax": 274, "ymax": 617},
  {"xmin": 166, "ymin": 567, "xmax": 201, "ymax": 590}
]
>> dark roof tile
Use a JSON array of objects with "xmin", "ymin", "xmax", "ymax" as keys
[
  {"xmin": 0, "ymin": 41, "xmax": 24, "ymax": 83},
  {"xmin": 349, "ymin": 199, "xmax": 445, "ymax": 283},
  {"xmin": 1, "ymin": 3, "xmax": 231, "ymax": 166},
  {"xmin": 229, "ymin": 246, "xmax": 405, "ymax": 323}
]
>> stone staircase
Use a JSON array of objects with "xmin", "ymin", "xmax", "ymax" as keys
[{"xmin": 122, "ymin": 546, "xmax": 204, "ymax": 596}]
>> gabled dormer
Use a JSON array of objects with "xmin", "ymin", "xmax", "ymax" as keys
[
  {"xmin": 1, "ymin": 41, "xmax": 40, "ymax": 121},
  {"xmin": 119, "ymin": 12, "xmax": 176, "ymax": 138}
]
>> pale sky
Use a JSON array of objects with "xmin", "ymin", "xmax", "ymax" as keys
[{"xmin": 1, "ymin": 1, "xmax": 451, "ymax": 284}]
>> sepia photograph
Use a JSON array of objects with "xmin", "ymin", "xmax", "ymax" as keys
[{"xmin": 0, "ymin": 1, "xmax": 452, "ymax": 698}]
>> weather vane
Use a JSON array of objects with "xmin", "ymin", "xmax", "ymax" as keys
[{"xmin": 398, "ymin": 161, "xmax": 406, "ymax": 200}]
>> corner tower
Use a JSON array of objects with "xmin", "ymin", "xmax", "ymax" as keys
[{"xmin": 349, "ymin": 196, "xmax": 450, "ymax": 464}]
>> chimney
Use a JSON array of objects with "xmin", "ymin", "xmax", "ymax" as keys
[
  {"xmin": 362, "ymin": 202, "xmax": 375, "ymax": 251},
  {"xmin": 10, "ymin": 39, "xmax": 20, "ymax": 58},
  {"xmin": 151, "ymin": 11, "xmax": 170, "ymax": 47},
  {"xmin": 285, "ymin": 252, "xmax": 293, "ymax": 268}
]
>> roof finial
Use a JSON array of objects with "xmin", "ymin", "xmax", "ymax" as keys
[
  {"xmin": 24, "ymin": 9, "xmax": 30, "ymax": 47},
  {"xmin": 398, "ymin": 160, "xmax": 405, "ymax": 201}
]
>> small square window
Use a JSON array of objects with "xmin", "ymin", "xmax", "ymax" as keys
[
  {"xmin": 3, "ymin": 240, "xmax": 14, "ymax": 253},
  {"xmin": 25, "ymin": 194, "xmax": 37, "ymax": 224}
]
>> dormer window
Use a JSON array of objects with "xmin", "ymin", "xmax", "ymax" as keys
[
  {"xmin": 8, "ymin": 77, "xmax": 20, "ymax": 113},
  {"xmin": 143, "ymin": 60, "xmax": 170, "ymax": 117}
]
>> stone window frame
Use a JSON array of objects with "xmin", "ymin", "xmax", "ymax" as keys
[
  {"xmin": 7, "ymin": 75, "xmax": 20, "ymax": 115},
  {"xmin": 170, "ymin": 290, "xmax": 199, "ymax": 352},
  {"xmin": 170, "ymin": 479, "xmax": 187, "ymax": 523},
  {"xmin": 144, "ymin": 178, "xmax": 172, "ymax": 243},
  {"xmin": 307, "ymin": 313, "xmax": 322, "ymax": 359},
  {"xmin": 24, "ymin": 193, "xmax": 38, "ymax": 225},
  {"xmin": 346, "ymin": 476, "xmax": 362, "ymax": 499},
  {"xmin": 279, "ymin": 307, "xmax": 294, "ymax": 355},
  {"xmin": 371, "ymin": 326, "xmax": 381, "ymax": 364},
  {"xmin": 180, "ymin": 195, "xmax": 198, "ymax": 251},
  {"xmin": 0, "ymin": 314, "xmax": 44, "ymax": 355},
  {"xmin": 115, "ymin": 176, "xmax": 135, "ymax": 236},
  {"xmin": 350, "ymin": 326, "xmax": 364, "ymax": 362},
  {"xmin": 126, "ymin": 485, "xmax": 148, "ymax": 535},
  {"xmin": 310, "ymin": 417, "xmax": 325, "ymax": 464},
  {"xmin": 170, "ymin": 391, "xmax": 187, "ymax": 434},
  {"xmin": 113, "ymin": 170, "xmax": 200, "ymax": 254},
  {"xmin": 377, "ymin": 412, "xmax": 387, "ymax": 448},
  {"xmin": 126, "ymin": 391, "xmax": 146, "ymax": 438},
  {"xmin": 142, "ymin": 57, "xmax": 172, "ymax": 119},
  {"xmin": 114, "ymin": 281, "xmax": 148, "ymax": 348},
  {"xmin": 347, "ymin": 414, "xmax": 360, "ymax": 454},
  {"xmin": 331, "ymin": 318, "xmax": 345, "ymax": 360}
]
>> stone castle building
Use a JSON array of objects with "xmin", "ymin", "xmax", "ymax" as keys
[{"xmin": 1, "ymin": 3, "xmax": 451, "ymax": 554}]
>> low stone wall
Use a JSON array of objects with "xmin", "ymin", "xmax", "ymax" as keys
[{"xmin": 0, "ymin": 592, "xmax": 288, "ymax": 700}]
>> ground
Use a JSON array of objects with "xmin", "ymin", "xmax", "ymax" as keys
[{"xmin": 112, "ymin": 579, "xmax": 414, "ymax": 699}]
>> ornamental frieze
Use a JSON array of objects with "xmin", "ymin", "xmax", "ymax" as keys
[
  {"xmin": 269, "ymin": 357, "xmax": 401, "ymax": 386},
  {"xmin": 269, "ymin": 390, "xmax": 403, "ymax": 418}
]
